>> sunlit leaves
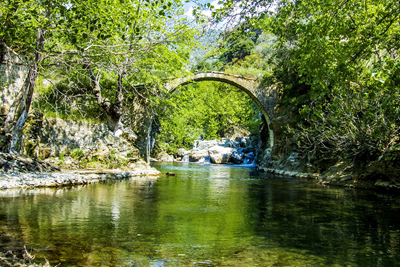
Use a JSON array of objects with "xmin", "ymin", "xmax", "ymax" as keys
[
  {"xmin": 155, "ymin": 82, "xmax": 260, "ymax": 153},
  {"xmin": 211, "ymin": 0, "xmax": 400, "ymax": 162}
]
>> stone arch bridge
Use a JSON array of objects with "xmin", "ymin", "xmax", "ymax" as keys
[{"xmin": 165, "ymin": 71, "xmax": 276, "ymax": 148}]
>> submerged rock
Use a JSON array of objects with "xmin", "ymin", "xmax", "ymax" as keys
[{"xmin": 0, "ymin": 248, "xmax": 50, "ymax": 267}]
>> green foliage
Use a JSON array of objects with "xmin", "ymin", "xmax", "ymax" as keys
[
  {"xmin": 208, "ymin": 0, "xmax": 400, "ymax": 166},
  {"xmin": 79, "ymin": 149, "xmax": 127, "ymax": 169},
  {"xmin": 224, "ymin": 54, "xmax": 270, "ymax": 79},
  {"xmin": 33, "ymin": 69, "xmax": 110, "ymax": 123},
  {"xmin": 268, "ymin": 0, "xmax": 400, "ymax": 163},
  {"xmin": 24, "ymin": 141, "xmax": 36, "ymax": 157},
  {"xmin": 0, "ymin": 0, "xmax": 67, "ymax": 56},
  {"xmin": 70, "ymin": 148, "xmax": 84, "ymax": 159},
  {"xmin": 109, "ymin": 150, "xmax": 116, "ymax": 160},
  {"xmin": 289, "ymin": 82, "xmax": 400, "ymax": 162},
  {"xmin": 2, "ymin": 0, "xmax": 198, "ymax": 131},
  {"xmin": 54, "ymin": 0, "xmax": 198, "ymax": 84},
  {"xmin": 216, "ymin": 32, "xmax": 277, "ymax": 78},
  {"xmin": 219, "ymin": 33, "xmax": 255, "ymax": 64},
  {"xmin": 154, "ymin": 82, "xmax": 260, "ymax": 154}
]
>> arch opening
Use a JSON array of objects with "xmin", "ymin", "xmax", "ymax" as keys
[{"xmin": 165, "ymin": 72, "xmax": 274, "ymax": 148}]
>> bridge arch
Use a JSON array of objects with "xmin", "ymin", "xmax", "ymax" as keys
[{"xmin": 165, "ymin": 72, "xmax": 274, "ymax": 148}]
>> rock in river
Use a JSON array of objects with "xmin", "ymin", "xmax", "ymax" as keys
[
  {"xmin": 208, "ymin": 146, "xmax": 233, "ymax": 164},
  {"xmin": 189, "ymin": 149, "xmax": 209, "ymax": 162}
]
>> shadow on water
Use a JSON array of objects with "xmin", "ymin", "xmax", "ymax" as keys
[{"xmin": 0, "ymin": 162, "xmax": 399, "ymax": 266}]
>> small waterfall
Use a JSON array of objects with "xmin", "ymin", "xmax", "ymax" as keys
[
  {"xmin": 181, "ymin": 155, "xmax": 190, "ymax": 162},
  {"xmin": 243, "ymin": 157, "xmax": 255, "ymax": 166},
  {"xmin": 243, "ymin": 158, "xmax": 252, "ymax": 165},
  {"xmin": 198, "ymin": 156, "xmax": 211, "ymax": 164}
]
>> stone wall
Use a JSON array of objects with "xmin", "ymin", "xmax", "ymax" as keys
[
  {"xmin": 120, "ymin": 93, "xmax": 156, "ymax": 162},
  {"xmin": 23, "ymin": 113, "xmax": 140, "ymax": 162}
]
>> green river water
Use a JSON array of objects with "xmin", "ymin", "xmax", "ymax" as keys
[{"xmin": 1, "ymin": 162, "xmax": 400, "ymax": 266}]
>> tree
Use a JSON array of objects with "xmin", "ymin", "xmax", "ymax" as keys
[
  {"xmin": 60, "ymin": 0, "xmax": 196, "ymax": 131},
  {"xmin": 1, "ymin": 0, "xmax": 197, "ymax": 153},
  {"xmin": 269, "ymin": 0, "xmax": 400, "ymax": 162},
  {"xmin": 1, "ymin": 0, "xmax": 69, "ymax": 152},
  {"xmin": 206, "ymin": 0, "xmax": 400, "ymax": 164},
  {"xmin": 219, "ymin": 33, "xmax": 255, "ymax": 65}
]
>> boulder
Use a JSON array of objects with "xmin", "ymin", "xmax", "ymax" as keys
[
  {"xmin": 157, "ymin": 151, "xmax": 174, "ymax": 162},
  {"xmin": 223, "ymin": 125, "xmax": 250, "ymax": 140},
  {"xmin": 221, "ymin": 138, "xmax": 231, "ymax": 147},
  {"xmin": 189, "ymin": 149, "xmax": 209, "ymax": 162},
  {"xmin": 241, "ymin": 145, "xmax": 254, "ymax": 153},
  {"xmin": 208, "ymin": 146, "xmax": 233, "ymax": 164},
  {"xmin": 128, "ymin": 159, "xmax": 158, "ymax": 172},
  {"xmin": 177, "ymin": 148, "xmax": 189, "ymax": 157},
  {"xmin": 221, "ymin": 138, "xmax": 241, "ymax": 148},
  {"xmin": 240, "ymin": 137, "xmax": 251, "ymax": 147},
  {"xmin": 231, "ymin": 141, "xmax": 241, "ymax": 148},
  {"xmin": 231, "ymin": 150, "xmax": 245, "ymax": 164},
  {"xmin": 194, "ymin": 139, "xmax": 222, "ymax": 150},
  {"xmin": 235, "ymin": 137, "xmax": 243, "ymax": 143}
]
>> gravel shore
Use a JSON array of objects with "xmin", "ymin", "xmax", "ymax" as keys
[
  {"xmin": 0, "ymin": 152, "xmax": 161, "ymax": 190},
  {"xmin": 0, "ymin": 168, "xmax": 161, "ymax": 190}
]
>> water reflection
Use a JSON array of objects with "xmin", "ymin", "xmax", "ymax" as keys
[{"xmin": 0, "ymin": 163, "xmax": 399, "ymax": 267}]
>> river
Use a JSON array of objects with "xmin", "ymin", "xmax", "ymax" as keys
[{"xmin": 0, "ymin": 162, "xmax": 399, "ymax": 266}]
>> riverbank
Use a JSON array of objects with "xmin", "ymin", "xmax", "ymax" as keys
[
  {"xmin": 257, "ymin": 141, "xmax": 400, "ymax": 191},
  {"xmin": 0, "ymin": 168, "xmax": 160, "ymax": 190},
  {"xmin": 1, "ymin": 151, "xmax": 399, "ymax": 191},
  {"xmin": 0, "ymin": 152, "xmax": 160, "ymax": 190},
  {"xmin": 259, "ymin": 163, "xmax": 400, "ymax": 191}
]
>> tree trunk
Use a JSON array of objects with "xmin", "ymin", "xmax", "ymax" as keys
[
  {"xmin": 85, "ymin": 64, "xmax": 123, "ymax": 132},
  {"xmin": 2, "ymin": 28, "xmax": 45, "ymax": 153},
  {"xmin": 0, "ymin": 43, "xmax": 6, "ymax": 64}
]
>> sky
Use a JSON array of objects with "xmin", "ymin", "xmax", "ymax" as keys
[{"xmin": 183, "ymin": 0, "xmax": 222, "ymax": 20}]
